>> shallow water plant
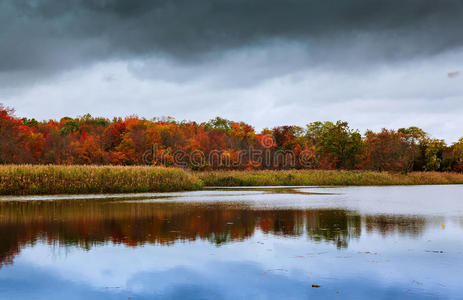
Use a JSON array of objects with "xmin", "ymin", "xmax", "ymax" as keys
[
  {"xmin": 0, "ymin": 165, "xmax": 203, "ymax": 195},
  {"xmin": 1, "ymin": 166, "xmax": 463, "ymax": 195},
  {"xmin": 197, "ymin": 170, "xmax": 463, "ymax": 187}
]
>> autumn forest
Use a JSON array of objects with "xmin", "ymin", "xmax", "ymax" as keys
[{"xmin": 1, "ymin": 104, "xmax": 463, "ymax": 173}]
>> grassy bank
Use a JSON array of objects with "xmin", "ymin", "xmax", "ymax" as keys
[
  {"xmin": 2, "ymin": 166, "xmax": 463, "ymax": 195},
  {"xmin": 0, "ymin": 165, "xmax": 203, "ymax": 195},
  {"xmin": 197, "ymin": 170, "xmax": 463, "ymax": 186}
]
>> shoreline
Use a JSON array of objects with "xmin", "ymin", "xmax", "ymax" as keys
[
  {"xmin": 1, "ymin": 165, "xmax": 463, "ymax": 195},
  {"xmin": 197, "ymin": 170, "xmax": 463, "ymax": 187}
]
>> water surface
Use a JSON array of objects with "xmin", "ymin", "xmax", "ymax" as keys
[{"xmin": 0, "ymin": 185, "xmax": 462, "ymax": 299}]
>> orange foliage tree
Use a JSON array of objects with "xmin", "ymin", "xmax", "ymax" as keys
[{"xmin": 1, "ymin": 103, "xmax": 462, "ymax": 172}]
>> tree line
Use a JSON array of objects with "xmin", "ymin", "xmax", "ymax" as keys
[{"xmin": 1, "ymin": 104, "xmax": 462, "ymax": 172}]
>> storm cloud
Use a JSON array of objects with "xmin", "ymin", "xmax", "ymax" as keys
[
  {"xmin": 1, "ymin": 0, "xmax": 463, "ymax": 141},
  {"xmin": 2, "ymin": 0, "xmax": 463, "ymax": 71}
]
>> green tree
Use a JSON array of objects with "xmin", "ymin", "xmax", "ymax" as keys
[
  {"xmin": 451, "ymin": 138, "xmax": 463, "ymax": 172},
  {"xmin": 204, "ymin": 117, "xmax": 233, "ymax": 132},
  {"xmin": 398, "ymin": 126, "xmax": 427, "ymax": 172},
  {"xmin": 423, "ymin": 139, "xmax": 446, "ymax": 171},
  {"xmin": 60, "ymin": 118, "xmax": 79, "ymax": 135},
  {"xmin": 306, "ymin": 121, "xmax": 363, "ymax": 169}
]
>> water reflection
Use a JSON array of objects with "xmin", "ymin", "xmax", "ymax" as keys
[
  {"xmin": 0, "ymin": 198, "xmax": 430, "ymax": 267},
  {"xmin": 1, "ymin": 186, "xmax": 463, "ymax": 299}
]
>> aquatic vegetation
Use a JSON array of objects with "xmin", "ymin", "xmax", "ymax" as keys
[
  {"xmin": 197, "ymin": 170, "xmax": 463, "ymax": 186},
  {"xmin": 0, "ymin": 165, "xmax": 203, "ymax": 195},
  {"xmin": 1, "ymin": 166, "xmax": 463, "ymax": 195}
]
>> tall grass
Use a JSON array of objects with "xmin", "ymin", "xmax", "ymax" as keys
[
  {"xmin": 2, "ymin": 166, "xmax": 463, "ymax": 195},
  {"xmin": 197, "ymin": 170, "xmax": 463, "ymax": 186},
  {"xmin": 0, "ymin": 165, "xmax": 203, "ymax": 195}
]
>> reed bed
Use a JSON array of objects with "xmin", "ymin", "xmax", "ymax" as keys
[
  {"xmin": 0, "ymin": 165, "xmax": 203, "ymax": 195},
  {"xmin": 1, "ymin": 166, "xmax": 463, "ymax": 195},
  {"xmin": 197, "ymin": 170, "xmax": 463, "ymax": 187}
]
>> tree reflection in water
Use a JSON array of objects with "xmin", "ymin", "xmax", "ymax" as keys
[{"xmin": 0, "ymin": 198, "xmax": 428, "ymax": 267}]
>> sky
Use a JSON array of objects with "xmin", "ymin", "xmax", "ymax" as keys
[{"xmin": 1, "ymin": 0, "xmax": 463, "ymax": 142}]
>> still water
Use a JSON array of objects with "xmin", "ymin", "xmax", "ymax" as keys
[{"xmin": 0, "ymin": 185, "xmax": 462, "ymax": 299}]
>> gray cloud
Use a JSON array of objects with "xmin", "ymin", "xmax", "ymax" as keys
[
  {"xmin": 1, "ymin": 0, "xmax": 463, "ymax": 143},
  {"xmin": 2, "ymin": 0, "xmax": 463, "ymax": 74}
]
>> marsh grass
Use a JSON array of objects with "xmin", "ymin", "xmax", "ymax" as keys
[
  {"xmin": 197, "ymin": 170, "xmax": 463, "ymax": 187},
  {"xmin": 0, "ymin": 165, "xmax": 203, "ymax": 195},
  {"xmin": 2, "ymin": 166, "xmax": 463, "ymax": 195}
]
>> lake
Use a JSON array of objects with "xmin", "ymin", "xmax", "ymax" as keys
[{"xmin": 0, "ymin": 185, "xmax": 462, "ymax": 299}]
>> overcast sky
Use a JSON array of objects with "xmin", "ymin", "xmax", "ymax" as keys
[{"xmin": 1, "ymin": 0, "xmax": 463, "ymax": 142}]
